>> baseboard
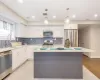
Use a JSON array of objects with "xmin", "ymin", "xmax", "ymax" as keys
[
  {"xmin": 27, "ymin": 58, "xmax": 33, "ymax": 61},
  {"xmin": 0, "ymin": 68, "xmax": 12, "ymax": 80},
  {"xmin": 34, "ymin": 78, "xmax": 83, "ymax": 80},
  {"xmin": 90, "ymin": 56, "xmax": 100, "ymax": 58},
  {"xmin": 12, "ymin": 60, "xmax": 28, "ymax": 73},
  {"xmin": 83, "ymin": 54, "xmax": 90, "ymax": 58}
]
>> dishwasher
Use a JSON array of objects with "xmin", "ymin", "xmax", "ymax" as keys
[{"xmin": 0, "ymin": 51, "xmax": 12, "ymax": 80}]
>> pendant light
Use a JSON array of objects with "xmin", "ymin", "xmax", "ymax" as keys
[
  {"xmin": 43, "ymin": 9, "xmax": 49, "ymax": 25},
  {"xmin": 44, "ymin": 17, "xmax": 49, "ymax": 25},
  {"xmin": 65, "ymin": 16, "xmax": 70, "ymax": 23},
  {"xmin": 65, "ymin": 8, "xmax": 70, "ymax": 24}
]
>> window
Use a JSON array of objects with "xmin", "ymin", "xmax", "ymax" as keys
[
  {"xmin": 0, "ymin": 20, "xmax": 3, "ymax": 29},
  {"xmin": 0, "ymin": 20, "xmax": 16, "ymax": 40}
]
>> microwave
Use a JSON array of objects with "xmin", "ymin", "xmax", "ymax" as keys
[{"xmin": 43, "ymin": 31, "xmax": 53, "ymax": 37}]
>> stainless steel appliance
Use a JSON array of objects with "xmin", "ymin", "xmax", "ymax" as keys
[
  {"xmin": 43, "ymin": 40, "xmax": 53, "ymax": 45},
  {"xmin": 43, "ymin": 31, "xmax": 53, "ymax": 37},
  {"xmin": 0, "ymin": 51, "xmax": 12, "ymax": 79},
  {"xmin": 43, "ymin": 39, "xmax": 54, "ymax": 48},
  {"xmin": 43, "ymin": 30, "xmax": 54, "ymax": 47}
]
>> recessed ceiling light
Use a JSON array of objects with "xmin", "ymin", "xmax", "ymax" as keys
[
  {"xmin": 72, "ymin": 15, "xmax": 76, "ymax": 18},
  {"xmin": 18, "ymin": 0, "xmax": 23, "ymax": 3},
  {"xmin": 94, "ymin": 14, "xmax": 98, "ymax": 18},
  {"xmin": 53, "ymin": 16, "xmax": 56, "ymax": 19},
  {"xmin": 32, "ymin": 16, "xmax": 35, "ymax": 19}
]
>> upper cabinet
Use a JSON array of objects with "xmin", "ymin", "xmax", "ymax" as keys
[
  {"xmin": 15, "ymin": 23, "xmax": 27, "ymax": 37},
  {"xmin": 15, "ymin": 26, "xmax": 64, "ymax": 38},
  {"xmin": 53, "ymin": 27, "xmax": 64, "ymax": 37},
  {"xmin": 25, "ymin": 27, "xmax": 43, "ymax": 37},
  {"xmin": 16, "ymin": 25, "xmax": 43, "ymax": 38},
  {"xmin": 64, "ymin": 24, "xmax": 78, "ymax": 29}
]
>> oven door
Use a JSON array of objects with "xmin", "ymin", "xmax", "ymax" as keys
[{"xmin": 0, "ymin": 51, "xmax": 12, "ymax": 79}]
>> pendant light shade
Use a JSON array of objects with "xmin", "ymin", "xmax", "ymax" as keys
[
  {"xmin": 65, "ymin": 18, "xmax": 70, "ymax": 23},
  {"xmin": 44, "ymin": 19, "xmax": 49, "ymax": 25},
  {"xmin": 65, "ymin": 8, "xmax": 70, "ymax": 24}
]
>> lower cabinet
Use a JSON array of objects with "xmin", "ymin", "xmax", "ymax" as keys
[
  {"xmin": 12, "ymin": 46, "xmax": 27, "ymax": 70},
  {"xmin": 26, "ymin": 46, "xmax": 34, "ymax": 60}
]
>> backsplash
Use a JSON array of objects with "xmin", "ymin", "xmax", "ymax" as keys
[
  {"xmin": 16, "ymin": 37, "xmax": 63, "ymax": 45},
  {"xmin": 0, "ymin": 40, "xmax": 12, "ymax": 48}
]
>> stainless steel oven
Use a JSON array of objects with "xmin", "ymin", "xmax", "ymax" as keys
[{"xmin": 0, "ymin": 51, "xmax": 12, "ymax": 79}]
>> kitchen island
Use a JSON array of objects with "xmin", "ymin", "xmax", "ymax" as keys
[{"xmin": 34, "ymin": 47, "xmax": 93, "ymax": 79}]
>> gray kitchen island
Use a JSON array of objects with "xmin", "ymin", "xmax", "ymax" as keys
[{"xmin": 34, "ymin": 47, "xmax": 93, "ymax": 79}]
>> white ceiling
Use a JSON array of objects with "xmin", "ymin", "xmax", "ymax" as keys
[{"xmin": 1, "ymin": 0, "xmax": 100, "ymax": 21}]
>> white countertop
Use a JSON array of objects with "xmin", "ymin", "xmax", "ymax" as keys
[
  {"xmin": 34, "ymin": 47, "xmax": 94, "ymax": 52},
  {"xmin": 0, "ymin": 45, "xmax": 27, "ymax": 53},
  {"xmin": 0, "ymin": 45, "xmax": 94, "ymax": 53},
  {"xmin": 0, "ymin": 47, "xmax": 14, "ymax": 53}
]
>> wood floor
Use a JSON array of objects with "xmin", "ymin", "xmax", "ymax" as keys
[{"xmin": 83, "ymin": 55, "xmax": 100, "ymax": 79}]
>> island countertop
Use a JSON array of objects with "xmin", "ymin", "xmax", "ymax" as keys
[{"xmin": 34, "ymin": 47, "xmax": 94, "ymax": 52}]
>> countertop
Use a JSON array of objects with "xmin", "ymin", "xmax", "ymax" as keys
[
  {"xmin": 0, "ymin": 45, "xmax": 94, "ymax": 53},
  {"xmin": 0, "ymin": 47, "xmax": 14, "ymax": 53},
  {"xmin": 34, "ymin": 47, "xmax": 94, "ymax": 52},
  {"xmin": 0, "ymin": 45, "xmax": 27, "ymax": 53}
]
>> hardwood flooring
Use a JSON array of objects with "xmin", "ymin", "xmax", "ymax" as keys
[{"xmin": 83, "ymin": 55, "xmax": 100, "ymax": 79}]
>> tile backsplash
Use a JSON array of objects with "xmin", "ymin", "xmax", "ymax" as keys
[
  {"xmin": 16, "ymin": 37, "xmax": 63, "ymax": 45},
  {"xmin": 0, "ymin": 40, "xmax": 12, "ymax": 48}
]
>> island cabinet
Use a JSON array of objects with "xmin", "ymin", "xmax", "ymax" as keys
[
  {"xmin": 12, "ymin": 46, "xmax": 27, "ymax": 70},
  {"xmin": 34, "ymin": 52, "xmax": 83, "ymax": 79}
]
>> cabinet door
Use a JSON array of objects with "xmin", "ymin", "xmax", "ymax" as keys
[
  {"xmin": 25, "ymin": 27, "xmax": 43, "ymax": 37},
  {"xmin": 16, "ymin": 24, "xmax": 26, "ymax": 37},
  {"xmin": 12, "ymin": 46, "xmax": 28, "ymax": 70},
  {"xmin": 12, "ymin": 49, "xmax": 19, "ymax": 70},
  {"xmin": 19, "ymin": 46, "xmax": 27, "ymax": 65},
  {"xmin": 26, "ymin": 46, "xmax": 34, "ymax": 59}
]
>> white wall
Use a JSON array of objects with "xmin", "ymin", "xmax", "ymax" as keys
[
  {"xmin": 0, "ymin": 1, "xmax": 27, "ymax": 38},
  {"xmin": 0, "ymin": 1, "xmax": 27, "ymax": 24},
  {"xmin": 90, "ymin": 25, "xmax": 100, "ymax": 58},
  {"xmin": 78, "ymin": 27, "xmax": 91, "ymax": 48},
  {"xmin": 78, "ymin": 27, "xmax": 92, "ymax": 57},
  {"xmin": 16, "ymin": 23, "xmax": 27, "ymax": 37},
  {"xmin": 79, "ymin": 24, "xmax": 100, "ymax": 58}
]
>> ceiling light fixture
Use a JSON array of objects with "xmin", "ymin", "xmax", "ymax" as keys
[
  {"xmin": 18, "ymin": 0, "xmax": 23, "ymax": 3},
  {"xmin": 43, "ymin": 9, "xmax": 49, "ymax": 25},
  {"xmin": 72, "ymin": 15, "xmax": 76, "ymax": 18},
  {"xmin": 65, "ymin": 17, "xmax": 70, "ymax": 23},
  {"xmin": 65, "ymin": 8, "xmax": 70, "ymax": 24},
  {"xmin": 53, "ymin": 16, "xmax": 56, "ymax": 19},
  {"xmin": 44, "ymin": 19, "xmax": 49, "ymax": 25},
  {"xmin": 32, "ymin": 16, "xmax": 35, "ymax": 19},
  {"xmin": 94, "ymin": 14, "xmax": 98, "ymax": 18}
]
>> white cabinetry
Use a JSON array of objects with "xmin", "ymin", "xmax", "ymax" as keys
[
  {"xmin": 24, "ymin": 26, "xmax": 64, "ymax": 38},
  {"xmin": 25, "ymin": 27, "xmax": 43, "ymax": 37},
  {"xmin": 64, "ymin": 24, "xmax": 78, "ymax": 29},
  {"xmin": 53, "ymin": 30, "xmax": 64, "ymax": 37},
  {"xmin": 12, "ymin": 46, "xmax": 27, "ymax": 70},
  {"xmin": 51, "ymin": 27, "xmax": 64, "ymax": 37},
  {"xmin": 26, "ymin": 46, "xmax": 34, "ymax": 59},
  {"xmin": 16, "ymin": 24, "xmax": 26, "ymax": 37}
]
